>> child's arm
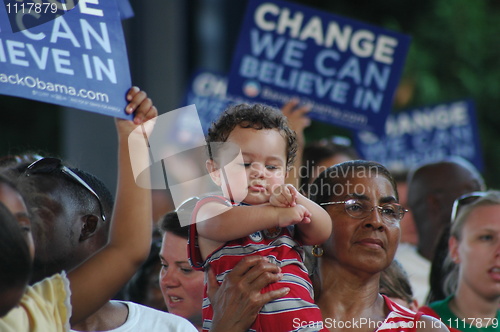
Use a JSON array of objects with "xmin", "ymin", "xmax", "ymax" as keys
[
  {"xmin": 196, "ymin": 199, "xmax": 311, "ymax": 249},
  {"xmin": 270, "ymin": 184, "xmax": 331, "ymax": 245},
  {"xmin": 293, "ymin": 189, "xmax": 332, "ymax": 245},
  {"xmin": 67, "ymin": 87, "xmax": 156, "ymax": 325}
]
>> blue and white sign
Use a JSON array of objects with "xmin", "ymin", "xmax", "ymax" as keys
[
  {"xmin": 0, "ymin": 0, "xmax": 132, "ymax": 119},
  {"xmin": 355, "ymin": 100, "xmax": 484, "ymax": 171},
  {"xmin": 227, "ymin": 0, "xmax": 411, "ymax": 133},
  {"xmin": 181, "ymin": 70, "xmax": 233, "ymax": 134}
]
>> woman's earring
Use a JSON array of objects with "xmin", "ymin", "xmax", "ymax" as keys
[{"xmin": 312, "ymin": 245, "xmax": 324, "ymax": 257}]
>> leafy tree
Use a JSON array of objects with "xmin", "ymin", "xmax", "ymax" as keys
[{"xmin": 298, "ymin": 0, "xmax": 500, "ymax": 186}]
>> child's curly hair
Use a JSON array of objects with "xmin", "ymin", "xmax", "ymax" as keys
[{"xmin": 206, "ymin": 103, "xmax": 297, "ymax": 168}]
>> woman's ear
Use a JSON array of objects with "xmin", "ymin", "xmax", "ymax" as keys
[
  {"xmin": 448, "ymin": 235, "xmax": 460, "ymax": 264},
  {"xmin": 206, "ymin": 159, "xmax": 222, "ymax": 186}
]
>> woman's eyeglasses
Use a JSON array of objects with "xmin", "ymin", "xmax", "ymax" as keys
[
  {"xmin": 450, "ymin": 191, "xmax": 488, "ymax": 222},
  {"xmin": 320, "ymin": 199, "xmax": 408, "ymax": 224},
  {"xmin": 24, "ymin": 157, "xmax": 106, "ymax": 222}
]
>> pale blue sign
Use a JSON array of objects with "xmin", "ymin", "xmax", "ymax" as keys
[
  {"xmin": 355, "ymin": 100, "xmax": 484, "ymax": 171},
  {"xmin": 0, "ymin": 0, "xmax": 132, "ymax": 119}
]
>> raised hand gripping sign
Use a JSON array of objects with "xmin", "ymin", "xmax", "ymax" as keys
[
  {"xmin": 227, "ymin": 0, "xmax": 411, "ymax": 134},
  {"xmin": 0, "ymin": 0, "xmax": 132, "ymax": 119}
]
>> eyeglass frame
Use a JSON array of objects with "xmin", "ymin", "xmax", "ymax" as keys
[
  {"xmin": 24, "ymin": 157, "xmax": 107, "ymax": 222},
  {"xmin": 320, "ymin": 198, "xmax": 408, "ymax": 224},
  {"xmin": 450, "ymin": 191, "xmax": 488, "ymax": 223}
]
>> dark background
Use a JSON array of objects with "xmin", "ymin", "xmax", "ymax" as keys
[{"xmin": 1, "ymin": 0, "xmax": 499, "ymax": 192}]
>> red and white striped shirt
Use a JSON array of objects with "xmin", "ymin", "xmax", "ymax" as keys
[
  {"xmin": 188, "ymin": 195, "xmax": 326, "ymax": 332},
  {"xmin": 377, "ymin": 295, "xmax": 424, "ymax": 332}
]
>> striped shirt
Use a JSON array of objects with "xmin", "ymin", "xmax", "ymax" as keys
[
  {"xmin": 188, "ymin": 195, "xmax": 326, "ymax": 332},
  {"xmin": 378, "ymin": 295, "xmax": 424, "ymax": 332}
]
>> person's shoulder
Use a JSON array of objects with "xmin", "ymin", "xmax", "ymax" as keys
[
  {"xmin": 1, "ymin": 273, "xmax": 72, "ymax": 332},
  {"xmin": 113, "ymin": 301, "xmax": 198, "ymax": 331},
  {"xmin": 26, "ymin": 271, "xmax": 71, "ymax": 311}
]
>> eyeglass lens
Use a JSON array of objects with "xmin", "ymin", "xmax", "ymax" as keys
[{"xmin": 344, "ymin": 200, "xmax": 405, "ymax": 223}]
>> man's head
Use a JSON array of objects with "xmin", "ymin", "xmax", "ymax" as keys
[
  {"xmin": 10, "ymin": 157, "xmax": 114, "ymax": 283},
  {"xmin": 407, "ymin": 157, "xmax": 485, "ymax": 260}
]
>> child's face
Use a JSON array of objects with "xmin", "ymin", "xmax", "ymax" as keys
[{"xmin": 216, "ymin": 126, "xmax": 288, "ymax": 205}]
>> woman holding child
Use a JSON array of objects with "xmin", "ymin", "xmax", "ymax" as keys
[{"xmin": 210, "ymin": 158, "xmax": 449, "ymax": 332}]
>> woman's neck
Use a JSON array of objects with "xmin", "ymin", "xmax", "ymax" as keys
[
  {"xmin": 450, "ymin": 284, "xmax": 499, "ymax": 322},
  {"xmin": 316, "ymin": 257, "xmax": 387, "ymax": 325}
]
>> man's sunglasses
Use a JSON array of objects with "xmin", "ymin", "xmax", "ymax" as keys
[{"xmin": 24, "ymin": 157, "xmax": 106, "ymax": 222}]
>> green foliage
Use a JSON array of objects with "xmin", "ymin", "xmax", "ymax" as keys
[{"xmin": 297, "ymin": 0, "xmax": 500, "ymax": 187}]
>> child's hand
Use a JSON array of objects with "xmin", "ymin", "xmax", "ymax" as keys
[
  {"xmin": 277, "ymin": 204, "xmax": 311, "ymax": 227},
  {"xmin": 270, "ymin": 184, "xmax": 298, "ymax": 207}
]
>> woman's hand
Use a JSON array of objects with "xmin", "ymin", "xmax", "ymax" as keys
[{"xmin": 208, "ymin": 256, "xmax": 290, "ymax": 332}]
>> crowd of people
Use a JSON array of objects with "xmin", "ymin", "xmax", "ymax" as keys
[
  {"xmin": 0, "ymin": 89, "xmax": 499, "ymax": 332},
  {"xmin": 0, "ymin": 87, "xmax": 500, "ymax": 332}
]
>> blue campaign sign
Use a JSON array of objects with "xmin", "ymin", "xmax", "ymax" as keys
[
  {"xmin": 226, "ymin": 0, "xmax": 411, "ymax": 134},
  {"xmin": 181, "ymin": 70, "xmax": 233, "ymax": 134},
  {"xmin": 0, "ymin": 0, "xmax": 132, "ymax": 119},
  {"xmin": 355, "ymin": 100, "xmax": 484, "ymax": 171}
]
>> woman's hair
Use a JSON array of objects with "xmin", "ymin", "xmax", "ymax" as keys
[
  {"xmin": 379, "ymin": 259, "xmax": 414, "ymax": 305},
  {"xmin": 160, "ymin": 210, "xmax": 189, "ymax": 239},
  {"xmin": 309, "ymin": 160, "xmax": 398, "ymax": 204},
  {"xmin": 0, "ymin": 200, "xmax": 31, "ymax": 294},
  {"xmin": 427, "ymin": 223, "xmax": 453, "ymax": 304},
  {"xmin": 443, "ymin": 190, "xmax": 500, "ymax": 294},
  {"xmin": 450, "ymin": 190, "xmax": 500, "ymax": 239}
]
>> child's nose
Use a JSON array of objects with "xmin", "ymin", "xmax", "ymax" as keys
[{"xmin": 250, "ymin": 163, "xmax": 265, "ymax": 178}]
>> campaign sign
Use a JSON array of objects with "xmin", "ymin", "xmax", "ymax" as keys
[
  {"xmin": 355, "ymin": 100, "xmax": 484, "ymax": 171},
  {"xmin": 0, "ymin": 0, "xmax": 132, "ymax": 119},
  {"xmin": 227, "ymin": 0, "xmax": 411, "ymax": 134},
  {"xmin": 181, "ymin": 70, "xmax": 233, "ymax": 134}
]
